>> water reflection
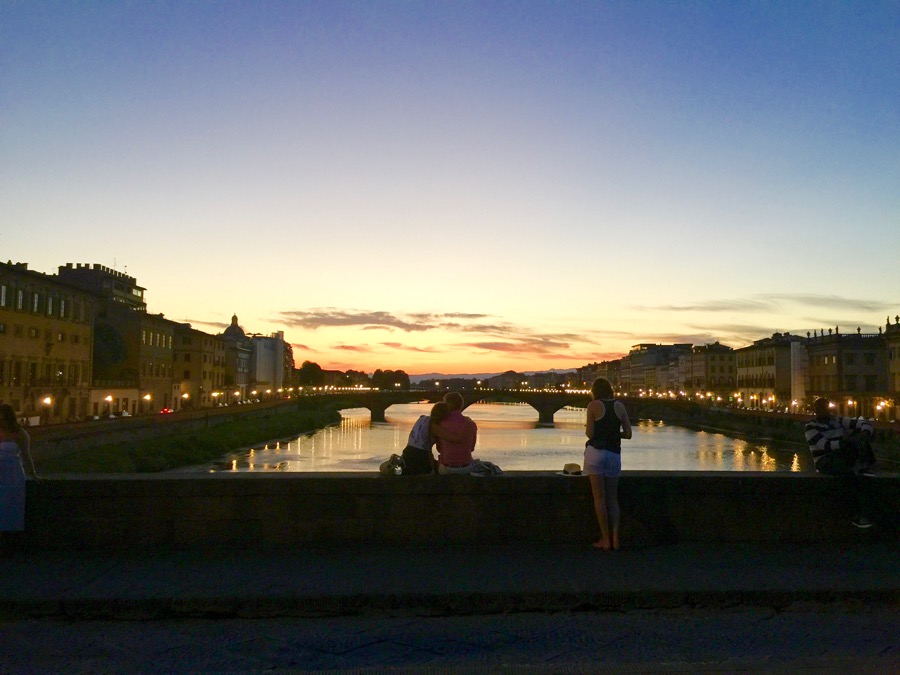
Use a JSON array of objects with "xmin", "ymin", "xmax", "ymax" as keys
[{"xmin": 193, "ymin": 402, "xmax": 811, "ymax": 474}]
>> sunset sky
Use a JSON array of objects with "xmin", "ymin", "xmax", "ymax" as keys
[{"xmin": 3, "ymin": 1, "xmax": 898, "ymax": 376}]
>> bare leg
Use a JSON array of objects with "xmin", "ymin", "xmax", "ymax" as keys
[
  {"xmin": 588, "ymin": 474, "xmax": 611, "ymax": 550},
  {"xmin": 604, "ymin": 476, "xmax": 620, "ymax": 550}
]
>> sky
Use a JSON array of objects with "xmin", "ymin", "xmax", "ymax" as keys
[{"xmin": 2, "ymin": 1, "xmax": 898, "ymax": 376}]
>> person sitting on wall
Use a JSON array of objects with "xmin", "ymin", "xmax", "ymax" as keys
[
  {"xmin": 400, "ymin": 402, "xmax": 461, "ymax": 475},
  {"xmin": 804, "ymin": 397, "xmax": 877, "ymax": 529},
  {"xmin": 435, "ymin": 392, "xmax": 478, "ymax": 475}
]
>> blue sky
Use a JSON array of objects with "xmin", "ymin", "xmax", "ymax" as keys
[{"xmin": 2, "ymin": 1, "xmax": 898, "ymax": 374}]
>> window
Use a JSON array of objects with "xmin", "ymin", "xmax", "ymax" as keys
[
  {"xmin": 0, "ymin": 284, "xmax": 6, "ymax": 307},
  {"xmin": 32, "ymin": 292, "xmax": 40, "ymax": 313},
  {"xmin": 142, "ymin": 330, "xmax": 147, "ymax": 345},
  {"xmin": 28, "ymin": 327, "xmax": 38, "ymax": 338},
  {"xmin": 184, "ymin": 370, "xmax": 191, "ymax": 379},
  {"xmin": 57, "ymin": 332, "xmax": 64, "ymax": 342},
  {"xmin": 47, "ymin": 297, "xmax": 54, "ymax": 316},
  {"xmin": 0, "ymin": 323, "xmax": 5, "ymax": 334},
  {"xmin": 16, "ymin": 289, "xmax": 24, "ymax": 310},
  {"xmin": 59, "ymin": 298, "xmax": 66, "ymax": 318}
]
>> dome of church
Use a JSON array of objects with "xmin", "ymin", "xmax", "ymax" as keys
[{"xmin": 223, "ymin": 313, "xmax": 245, "ymax": 338}]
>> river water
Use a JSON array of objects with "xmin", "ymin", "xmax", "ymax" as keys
[{"xmin": 196, "ymin": 402, "xmax": 812, "ymax": 473}]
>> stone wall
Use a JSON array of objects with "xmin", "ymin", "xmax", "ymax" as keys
[{"xmin": 22, "ymin": 472, "xmax": 898, "ymax": 550}]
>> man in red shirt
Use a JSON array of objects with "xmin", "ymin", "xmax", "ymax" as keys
[{"xmin": 436, "ymin": 392, "xmax": 477, "ymax": 474}]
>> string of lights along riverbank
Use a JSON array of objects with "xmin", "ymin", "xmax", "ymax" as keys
[{"xmin": 180, "ymin": 403, "xmax": 812, "ymax": 473}]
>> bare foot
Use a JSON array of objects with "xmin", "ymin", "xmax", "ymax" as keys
[{"xmin": 592, "ymin": 540, "xmax": 611, "ymax": 551}]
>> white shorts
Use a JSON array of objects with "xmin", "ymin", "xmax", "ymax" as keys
[{"xmin": 583, "ymin": 445, "xmax": 621, "ymax": 478}]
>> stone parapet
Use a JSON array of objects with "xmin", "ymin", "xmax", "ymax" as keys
[{"xmin": 22, "ymin": 472, "xmax": 898, "ymax": 550}]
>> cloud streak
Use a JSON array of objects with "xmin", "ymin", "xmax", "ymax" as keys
[{"xmin": 644, "ymin": 293, "xmax": 892, "ymax": 315}]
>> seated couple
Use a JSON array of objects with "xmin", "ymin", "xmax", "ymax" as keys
[{"xmin": 401, "ymin": 392, "xmax": 478, "ymax": 475}]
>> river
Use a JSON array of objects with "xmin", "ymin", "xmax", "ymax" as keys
[{"xmin": 194, "ymin": 402, "xmax": 812, "ymax": 473}]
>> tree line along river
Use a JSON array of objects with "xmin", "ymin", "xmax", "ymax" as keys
[{"xmin": 184, "ymin": 402, "xmax": 814, "ymax": 473}]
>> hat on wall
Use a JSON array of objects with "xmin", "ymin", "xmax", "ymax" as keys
[{"xmin": 562, "ymin": 463, "xmax": 581, "ymax": 475}]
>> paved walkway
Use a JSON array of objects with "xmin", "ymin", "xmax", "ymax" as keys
[{"xmin": 0, "ymin": 541, "xmax": 897, "ymax": 672}]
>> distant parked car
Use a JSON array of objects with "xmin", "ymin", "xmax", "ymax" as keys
[{"xmin": 159, "ymin": 407, "xmax": 174, "ymax": 414}]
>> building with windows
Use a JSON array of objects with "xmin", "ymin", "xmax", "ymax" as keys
[
  {"xmin": 620, "ymin": 344, "xmax": 692, "ymax": 396},
  {"xmin": 173, "ymin": 324, "xmax": 226, "ymax": 409},
  {"xmin": 885, "ymin": 316, "xmax": 900, "ymax": 421},
  {"xmin": 686, "ymin": 342, "xmax": 735, "ymax": 402},
  {"xmin": 804, "ymin": 326, "xmax": 888, "ymax": 418},
  {"xmin": 57, "ymin": 263, "xmax": 146, "ymax": 310},
  {"xmin": 248, "ymin": 331, "xmax": 286, "ymax": 396},
  {"xmin": 57, "ymin": 263, "xmax": 177, "ymax": 416},
  {"xmin": 220, "ymin": 314, "xmax": 252, "ymax": 403},
  {"xmin": 0, "ymin": 262, "xmax": 97, "ymax": 423},
  {"xmin": 735, "ymin": 332, "xmax": 804, "ymax": 410}
]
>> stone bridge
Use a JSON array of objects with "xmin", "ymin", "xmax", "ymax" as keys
[{"xmin": 313, "ymin": 389, "xmax": 652, "ymax": 424}]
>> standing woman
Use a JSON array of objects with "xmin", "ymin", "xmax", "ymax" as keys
[
  {"xmin": 0, "ymin": 404, "xmax": 37, "ymax": 548},
  {"xmin": 584, "ymin": 378, "xmax": 632, "ymax": 551}
]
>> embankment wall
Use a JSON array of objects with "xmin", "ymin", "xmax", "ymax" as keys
[{"xmin": 22, "ymin": 472, "xmax": 898, "ymax": 550}]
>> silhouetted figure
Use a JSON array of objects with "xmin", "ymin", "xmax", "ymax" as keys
[
  {"xmin": 0, "ymin": 403, "xmax": 37, "ymax": 552},
  {"xmin": 401, "ymin": 402, "xmax": 457, "ymax": 475},
  {"xmin": 436, "ymin": 392, "xmax": 477, "ymax": 474},
  {"xmin": 584, "ymin": 378, "xmax": 632, "ymax": 551},
  {"xmin": 804, "ymin": 397, "xmax": 876, "ymax": 528}
]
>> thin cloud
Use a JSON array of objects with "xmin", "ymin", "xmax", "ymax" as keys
[
  {"xmin": 641, "ymin": 299, "xmax": 773, "ymax": 313},
  {"xmin": 765, "ymin": 294, "xmax": 890, "ymax": 313},
  {"xmin": 278, "ymin": 309, "xmax": 432, "ymax": 332},
  {"xmin": 332, "ymin": 344, "xmax": 374, "ymax": 352},
  {"xmin": 644, "ymin": 294, "xmax": 892, "ymax": 315},
  {"xmin": 180, "ymin": 318, "xmax": 229, "ymax": 331},
  {"xmin": 381, "ymin": 342, "xmax": 440, "ymax": 353},
  {"xmin": 408, "ymin": 312, "xmax": 491, "ymax": 322}
]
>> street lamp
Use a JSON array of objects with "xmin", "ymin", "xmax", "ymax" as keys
[
  {"xmin": 181, "ymin": 392, "xmax": 190, "ymax": 410},
  {"xmin": 41, "ymin": 396, "xmax": 52, "ymax": 424},
  {"xmin": 143, "ymin": 393, "xmax": 152, "ymax": 414},
  {"xmin": 105, "ymin": 394, "xmax": 113, "ymax": 417}
]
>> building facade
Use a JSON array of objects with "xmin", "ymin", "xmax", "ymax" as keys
[
  {"xmin": 803, "ymin": 326, "xmax": 888, "ymax": 417},
  {"xmin": 173, "ymin": 324, "xmax": 226, "ymax": 409},
  {"xmin": 735, "ymin": 332, "xmax": 803, "ymax": 410},
  {"xmin": 220, "ymin": 314, "xmax": 252, "ymax": 402},
  {"xmin": 0, "ymin": 262, "xmax": 98, "ymax": 423},
  {"xmin": 58, "ymin": 263, "xmax": 177, "ymax": 416},
  {"xmin": 885, "ymin": 316, "xmax": 900, "ymax": 421},
  {"xmin": 686, "ymin": 342, "xmax": 736, "ymax": 402},
  {"xmin": 248, "ymin": 331, "xmax": 286, "ymax": 396}
]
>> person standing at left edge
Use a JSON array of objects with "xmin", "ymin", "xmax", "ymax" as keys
[{"xmin": 0, "ymin": 404, "xmax": 38, "ymax": 553}]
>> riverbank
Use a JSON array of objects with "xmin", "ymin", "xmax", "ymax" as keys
[
  {"xmin": 37, "ymin": 401, "xmax": 342, "ymax": 473},
  {"xmin": 635, "ymin": 401, "xmax": 900, "ymax": 467}
]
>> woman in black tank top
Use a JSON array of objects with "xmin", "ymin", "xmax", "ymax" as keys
[{"xmin": 583, "ymin": 378, "xmax": 632, "ymax": 550}]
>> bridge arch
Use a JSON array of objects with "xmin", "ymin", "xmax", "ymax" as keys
[{"xmin": 313, "ymin": 389, "xmax": 615, "ymax": 425}]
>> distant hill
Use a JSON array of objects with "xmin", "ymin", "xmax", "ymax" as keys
[{"xmin": 409, "ymin": 368, "xmax": 575, "ymax": 384}]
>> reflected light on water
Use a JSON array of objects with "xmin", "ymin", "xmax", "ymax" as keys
[{"xmin": 195, "ymin": 402, "xmax": 812, "ymax": 474}]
